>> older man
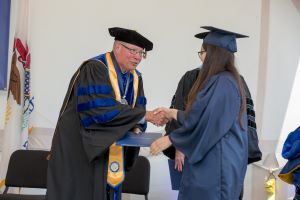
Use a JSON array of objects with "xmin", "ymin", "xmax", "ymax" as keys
[{"xmin": 46, "ymin": 27, "xmax": 165, "ymax": 200}]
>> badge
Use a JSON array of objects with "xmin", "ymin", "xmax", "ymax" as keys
[
  {"xmin": 110, "ymin": 161, "xmax": 120, "ymax": 173},
  {"xmin": 120, "ymin": 98, "xmax": 128, "ymax": 105}
]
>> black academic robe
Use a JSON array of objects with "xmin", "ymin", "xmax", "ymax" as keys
[
  {"xmin": 163, "ymin": 68, "xmax": 199, "ymax": 158},
  {"xmin": 46, "ymin": 60, "xmax": 146, "ymax": 200},
  {"xmin": 169, "ymin": 72, "xmax": 248, "ymax": 200}
]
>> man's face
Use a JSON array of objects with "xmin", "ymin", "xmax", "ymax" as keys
[{"xmin": 115, "ymin": 42, "xmax": 144, "ymax": 72}]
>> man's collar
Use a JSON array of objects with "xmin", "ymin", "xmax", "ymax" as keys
[{"xmin": 110, "ymin": 51, "xmax": 129, "ymax": 75}]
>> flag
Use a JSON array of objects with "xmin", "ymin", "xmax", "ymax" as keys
[
  {"xmin": 0, "ymin": 0, "xmax": 11, "ymax": 90},
  {"xmin": 0, "ymin": 0, "xmax": 34, "ymax": 192}
]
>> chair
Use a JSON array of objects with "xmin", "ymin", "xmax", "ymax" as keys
[
  {"xmin": 0, "ymin": 150, "xmax": 49, "ymax": 200},
  {"xmin": 122, "ymin": 156, "xmax": 150, "ymax": 200}
]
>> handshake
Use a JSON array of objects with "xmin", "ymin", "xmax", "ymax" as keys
[{"xmin": 145, "ymin": 107, "xmax": 178, "ymax": 127}]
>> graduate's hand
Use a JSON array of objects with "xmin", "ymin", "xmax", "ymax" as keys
[
  {"xmin": 150, "ymin": 136, "xmax": 172, "ymax": 155},
  {"xmin": 175, "ymin": 150, "xmax": 185, "ymax": 172},
  {"xmin": 153, "ymin": 107, "xmax": 178, "ymax": 121},
  {"xmin": 145, "ymin": 110, "xmax": 169, "ymax": 126}
]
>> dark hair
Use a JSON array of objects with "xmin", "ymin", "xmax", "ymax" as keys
[{"xmin": 185, "ymin": 43, "xmax": 246, "ymax": 129}]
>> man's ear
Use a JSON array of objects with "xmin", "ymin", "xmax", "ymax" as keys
[
  {"xmin": 116, "ymin": 45, "xmax": 123, "ymax": 55},
  {"xmin": 113, "ymin": 41, "xmax": 121, "ymax": 53}
]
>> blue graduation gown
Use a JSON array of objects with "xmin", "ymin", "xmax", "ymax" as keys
[{"xmin": 169, "ymin": 72, "xmax": 248, "ymax": 200}]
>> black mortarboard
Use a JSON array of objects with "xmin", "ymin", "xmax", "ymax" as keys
[
  {"xmin": 195, "ymin": 26, "xmax": 249, "ymax": 53},
  {"xmin": 109, "ymin": 27, "xmax": 153, "ymax": 51}
]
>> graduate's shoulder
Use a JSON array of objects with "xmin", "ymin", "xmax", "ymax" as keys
[
  {"xmin": 215, "ymin": 71, "xmax": 237, "ymax": 85},
  {"xmin": 214, "ymin": 72, "xmax": 240, "ymax": 94}
]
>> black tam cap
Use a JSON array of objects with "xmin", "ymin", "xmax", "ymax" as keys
[
  {"xmin": 109, "ymin": 27, "xmax": 153, "ymax": 51},
  {"xmin": 195, "ymin": 26, "xmax": 249, "ymax": 53}
]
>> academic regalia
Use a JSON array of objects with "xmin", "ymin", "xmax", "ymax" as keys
[
  {"xmin": 46, "ymin": 52, "xmax": 147, "ymax": 200},
  {"xmin": 240, "ymin": 76, "xmax": 262, "ymax": 164},
  {"xmin": 163, "ymin": 68, "xmax": 261, "ymax": 165},
  {"xmin": 169, "ymin": 72, "xmax": 248, "ymax": 200}
]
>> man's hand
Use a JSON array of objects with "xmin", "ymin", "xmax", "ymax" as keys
[
  {"xmin": 145, "ymin": 110, "xmax": 168, "ymax": 126},
  {"xmin": 175, "ymin": 150, "xmax": 185, "ymax": 172},
  {"xmin": 150, "ymin": 136, "xmax": 172, "ymax": 155},
  {"xmin": 153, "ymin": 107, "xmax": 178, "ymax": 121}
]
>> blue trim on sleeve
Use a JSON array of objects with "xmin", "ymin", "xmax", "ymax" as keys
[
  {"xmin": 80, "ymin": 109, "xmax": 120, "ymax": 128},
  {"xmin": 137, "ymin": 96, "xmax": 147, "ymax": 106},
  {"xmin": 77, "ymin": 85, "xmax": 112, "ymax": 96},
  {"xmin": 77, "ymin": 98, "xmax": 117, "ymax": 112}
]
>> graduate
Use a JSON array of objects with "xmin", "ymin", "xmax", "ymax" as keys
[
  {"xmin": 150, "ymin": 26, "xmax": 249, "ymax": 200},
  {"xmin": 163, "ymin": 68, "xmax": 261, "ymax": 200},
  {"xmin": 46, "ymin": 27, "xmax": 167, "ymax": 200},
  {"xmin": 163, "ymin": 69, "xmax": 261, "ymax": 166}
]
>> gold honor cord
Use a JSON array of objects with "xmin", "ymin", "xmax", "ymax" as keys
[
  {"xmin": 105, "ymin": 53, "xmax": 139, "ymax": 187},
  {"xmin": 131, "ymin": 70, "xmax": 138, "ymax": 108}
]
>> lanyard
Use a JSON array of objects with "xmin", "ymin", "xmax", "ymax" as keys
[{"xmin": 121, "ymin": 72, "xmax": 130, "ymax": 104}]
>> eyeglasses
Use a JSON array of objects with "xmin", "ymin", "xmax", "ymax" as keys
[
  {"xmin": 198, "ymin": 50, "xmax": 206, "ymax": 58},
  {"xmin": 120, "ymin": 43, "xmax": 147, "ymax": 58}
]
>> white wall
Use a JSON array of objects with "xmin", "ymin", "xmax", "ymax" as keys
[
  {"xmin": 275, "ymin": 0, "xmax": 300, "ymax": 153},
  {"xmin": 260, "ymin": 0, "xmax": 300, "ymax": 141},
  {"xmin": 277, "ymin": 58, "xmax": 300, "ymax": 154}
]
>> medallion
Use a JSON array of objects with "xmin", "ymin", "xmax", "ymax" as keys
[{"xmin": 120, "ymin": 98, "xmax": 128, "ymax": 105}]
